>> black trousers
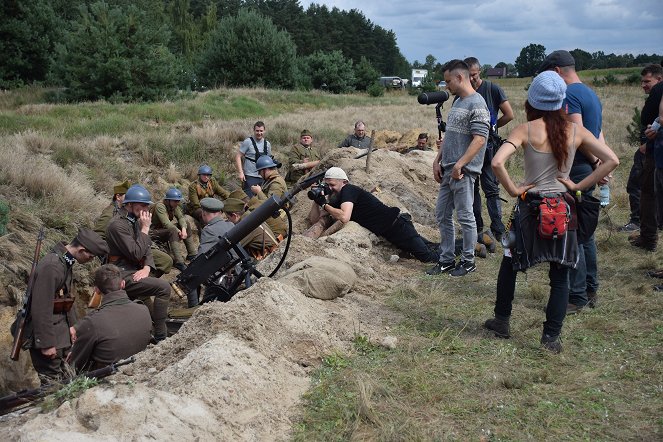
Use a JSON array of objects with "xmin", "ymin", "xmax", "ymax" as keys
[{"xmin": 381, "ymin": 216, "xmax": 438, "ymax": 262}]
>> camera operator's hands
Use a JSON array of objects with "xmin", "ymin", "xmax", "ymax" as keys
[{"xmin": 314, "ymin": 193, "xmax": 327, "ymax": 206}]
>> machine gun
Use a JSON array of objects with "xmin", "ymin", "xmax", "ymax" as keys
[
  {"xmin": 0, "ymin": 357, "xmax": 135, "ymax": 416},
  {"xmin": 172, "ymin": 170, "xmax": 326, "ymax": 305}
]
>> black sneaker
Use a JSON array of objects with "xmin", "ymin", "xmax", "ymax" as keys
[
  {"xmin": 617, "ymin": 222, "xmax": 639, "ymax": 232},
  {"xmin": 541, "ymin": 333, "xmax": 562, "ymax": 353},
  {"xmin": 450, "ymin": 260, "xmax": 476, "ymax": 277},
  {"xmin": 426, "ymin": 260, "xmax": 456, "ymax": 275}
]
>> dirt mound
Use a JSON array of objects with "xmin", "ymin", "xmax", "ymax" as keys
[{"xmin": 0, "ymin": 147, "xmax": 440, "ymax": 440}]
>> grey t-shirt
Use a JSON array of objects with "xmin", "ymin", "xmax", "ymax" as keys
[
  {"xmin": 441, "ymin": 92, "xmax": 490, "ymax": 175},
  {"xmin": 239, "ymin": 137, "xmax": 272, "ymax": 178}
]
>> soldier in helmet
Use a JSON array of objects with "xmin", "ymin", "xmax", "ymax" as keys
[
  {"xmin": 25, "ymin": 229, "xmax": 108, "ymax": 383},
  {"xmin": 150, "ymin": 188, "xmax": 197, "ymax": 271},
  {"xmin": 187, "ymin": 164, "xmax": 230, "ymax": 225},
  {"xmin": 105, "ymin": 185, "xmax": 171, "ymax": 342},
  {"xmin": 248, "ymin": 156, "xmax": 288, "ymax": 238}
]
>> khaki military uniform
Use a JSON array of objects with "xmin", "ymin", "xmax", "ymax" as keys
[
  {"xmin": 246, "ymin": 174, "xmax": 289, "ymax": 238},
  {"xmin": 93, "ymin": 202, "xmax": 125, "ymax": 241},
  {"xmin": 238, "ymin": 212, "xmax": 279, "ymax": 260},
  {"xmin": 106, "ymin": 214, "xmax": 171, "ymax": 339},
  {"xmin": 286, "ymin": 144, "xmax": 322, "ymax": 183},
  {"xmin": 27, "ymin": 243, "xmax": 77, "ymax": 381},
  {"xmin": 69, "ymin": 289, "xmax": 151, "ymax": 371},
  {"xmin": 150, "ymin": 202, "xmax": 196, "ymax": 264},
  {"xmin": 187, "ymin": 178, "xmax": 230, "ymax": 222}
]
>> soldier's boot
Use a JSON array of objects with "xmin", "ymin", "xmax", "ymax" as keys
[{"xmin": 484, "ymin": 315, "xmax": 511, "ymax": 338}]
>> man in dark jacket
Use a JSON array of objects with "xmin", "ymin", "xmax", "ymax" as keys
[
  {"xmin": 27, "ymin": 229, "xmax": 108, "ymax": 383},
  {"xmin": 68, "ymin": 264, "xmax": 151, "ymax": 371},
  {"xmin": 106, "ymin": 184, "xmax": 171, "ymax": 342}
]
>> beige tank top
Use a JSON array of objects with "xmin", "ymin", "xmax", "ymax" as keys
[{"xmin": 523, "ymin": 122, "xmax": 576, "ymax": 194}]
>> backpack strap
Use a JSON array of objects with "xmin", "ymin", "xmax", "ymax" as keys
[{"xmin": 247, "ymin": 137, "xmax": 269, "ymax": 163}]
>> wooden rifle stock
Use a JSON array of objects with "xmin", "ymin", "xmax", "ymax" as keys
[{"xmin": 10, "ymin": 226, "xmax": 45, "ymax": 361}]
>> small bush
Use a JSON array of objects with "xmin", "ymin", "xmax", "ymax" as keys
[
  {"xmin": 626, "ymin": 106, "xmax": 642, "ymax": 146},
  {"xmin": 367, "ymin": 82, "xmax": 384, "ymax": 97}
]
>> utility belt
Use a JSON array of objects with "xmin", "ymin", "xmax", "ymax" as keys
[
  {"xmin": 107, "ymin": 255, "xmax": 145, "ymax": 271},
  {"xmin": 53, "ymin": 297, "xmax": 75, "ymax": 314}
]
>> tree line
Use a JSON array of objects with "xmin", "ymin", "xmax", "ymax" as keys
[
  {"xmin": 414, "ymin": 44, "xmax": 661, "ymax": 82},
  {"xmin": 0, "ymin": 0, "xmax": 411, "ymax": 101}
]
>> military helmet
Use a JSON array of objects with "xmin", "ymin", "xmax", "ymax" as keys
[
  {"xmin": 255, "ymin": 155, "xmax": 278, "ymax": 171},
  {"xmin": 164, "ymin": 188, "xmax": 183, "ymax": 201},
  {"xmin": 198, "ymin": 165, "xmax": 213, "ymax": 175},
  {"xmin": 123, "ymin": 185, "xmax": 153, "ymax": 205}
]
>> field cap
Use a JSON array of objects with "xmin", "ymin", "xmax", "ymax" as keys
[
  {"xmin": 228, "ymin": 189, "xmax": 248, "ymax": 201},
  {"xmin": 222, "ymin": 198, "xmax": 246, "ymax": 213},
  {"xmin": 324, "ymin": 167, "xmax": 349, "ymax": 181},
  {"xmin": 528, "ymin": 71, "xmax": 567, "ymax": 111},
  {"xmin": 200, "ymin": 197, "xmax": 224, "ymax": 213},
  {"xmin": 113, "ymin": 180, "xmax": 131, "ymax": 195},
  {"xmin": 538, "ymin": 50, "xmax": 575, "ymax": 73},
  {"xmin": 300, "ymin": 129, "xmax": 312, "ymax": 137},
  {"xmin": 75, "ymin": 229, "xmax": 109, "ymax": 256}
]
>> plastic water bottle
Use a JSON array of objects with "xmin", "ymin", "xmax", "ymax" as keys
[{"xmin": 599, "ymin": 184, "xmax": 610, "ymax": 207}]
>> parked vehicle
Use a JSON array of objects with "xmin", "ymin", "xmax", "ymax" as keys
[
  {"xmin": 411, "ymin": 69, "xmax": 428, "ymax": 88},
  {"xmin": 378, "ymin": 76, "xmax": 405, "ymax": 89}
]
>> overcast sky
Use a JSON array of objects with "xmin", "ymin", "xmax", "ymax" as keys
[{"xmin": 301, "ymin": 0, "xmax": 662, "ymax": 68}]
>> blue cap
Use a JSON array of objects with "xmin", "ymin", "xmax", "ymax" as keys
[{"xmin": 528, "ymin": 71, "xmax": 567, "ymax": 111}]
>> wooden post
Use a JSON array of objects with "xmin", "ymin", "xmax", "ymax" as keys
[{"xmin": 365, "ymin": 130, "xmax": 376, "ymax": 173}]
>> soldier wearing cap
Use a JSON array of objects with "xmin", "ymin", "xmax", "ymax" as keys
[
  {"xmin": 94, "ymin": 180, "xmax": 130, "ymax": 240},
  {"xmin": 197, "ymin": 197, "xmax": 234, "ymax": 256},
  {"xmin": 68, "ymin": 264, "xmax": 151, "ymax": 371},
  {"xmin": 150, "ymin": 188, "xmax": 196, "ymax": 271},
  {"xmin": 286, "ymin": 129, "xmax": 322, "ymax": 184},
  {"xmin": 187, "ymin": 165, "xmax": 230, "ymax": 225},
  {"xmin": 26, "ymin": 229, "xmax": 108, "ymax": 383},
  {"xmin": 105, "ymin": 185, "xmax": 171, "ymax": 342},
  {"xmin": 223, "ymin": 198, "xmax": 278, "ymax": 259}
]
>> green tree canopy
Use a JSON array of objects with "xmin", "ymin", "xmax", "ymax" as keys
[
  {"xmin": 196, "ymin": 9, "xmax": 298, "ymax": 89},
  {"xmin": 304, "ymin": 50, "xmax": 355, "ymax": 94},
  {"xmin": 50, "ymin": 1, "xmax": 180, "ymax": 102},
  {"xmin": 515, "ymin": 43, "xmax": 546, "ymax": 77},
  {"xmin": 354, "ymin": 57, "xmax": 379, "ymax": 91}
]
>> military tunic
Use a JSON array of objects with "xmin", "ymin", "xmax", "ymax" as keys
[
  {"xmin": 286, "ymin": 144, "xmax": 322, "ymax": 183},
  {"xmin": 28, "ymin": 243, "xmax": 77, "ymax": 379},
  {"xmin": 187, "ymin": 178, "xmax": 230, "ymax": 213},
  {"xmin": 150, "ymin": 202, "xmax": 196, "ymax": 260},
  {"xmin": 93, "ymin": 202, "xmax": 125, "ymax": 240},
  {"xmin": 247, "ymin": 174, "xmax": 289, "ymax": 238},
  {"xmin": 106, "ymin": 214, "xmax": 171, "ymax": 339},
  {"xmin": 69, "ymin": 289, "xmax": 151, "ymax": 371}
]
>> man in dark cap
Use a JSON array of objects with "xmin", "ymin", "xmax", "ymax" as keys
[
  {"xmin": 198, "ymin": 197, "xmax": 234, "ymax": 255},
  {"xmin": 539, "ymin": 49, "xmax": 606, "ymax": 313},
  {"xmin": 94, "ymin": 180, "xmax": 130, "ymax": 240},
  {"xmin": 68, "ymin": 264, "xmax": 151, "ymax": 371},
  {"xmin": 26, "ymin": 229, "xmax": 108, "ymax": 383},
  {"xmin": 286, "ymin": 129, "xmax": 322, "ymax": 184},
  {"xmin": 106, "ymin": 185, "xmax": 171, "ymax": 342}
]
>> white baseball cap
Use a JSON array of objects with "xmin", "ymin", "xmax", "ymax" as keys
[{"xmin": 324, "ymin": 167, "xmax": 349, "ymax": 181}]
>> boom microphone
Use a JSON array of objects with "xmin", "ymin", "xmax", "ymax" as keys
[{"xmin": 417, "ymin": 91, "xmax": 450, "ymax": 105}]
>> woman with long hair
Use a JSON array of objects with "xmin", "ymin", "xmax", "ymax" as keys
[{"xmin": 483, "ymin": 71, "xmax": 619, "ymax": 353}]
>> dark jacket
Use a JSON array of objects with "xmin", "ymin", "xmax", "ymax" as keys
[
  {"xmin": 70, "ymin": 289, "xmax": 151, "ymax": 370},
  {"xmin": 106, "ymin": 214, "xmax": 155, "ymax": 271}
]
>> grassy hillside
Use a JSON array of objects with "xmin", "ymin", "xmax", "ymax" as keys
[{"xmin": 0, "ymin": 81, "xmax": 660, "ymax": 439}]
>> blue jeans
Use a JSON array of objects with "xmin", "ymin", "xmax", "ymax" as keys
[
  {"xmin": 568, "ymin": 162, "xmax": 598, "ymax": 304},
  {"xmin": 495, "ymin": 256, "xmax": 569, "ymax": 337},
  {"xmin": 436, "ymin": 172, "xmax": 477, "ymax": 263},
  {"xmin": 242, "ymin": 175, "xmax": 263, "ymax": 197}
]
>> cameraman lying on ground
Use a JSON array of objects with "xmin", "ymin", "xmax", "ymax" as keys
[{"xmin": 308, "ymin": 167, "xmax": 438, "ymax": 262}]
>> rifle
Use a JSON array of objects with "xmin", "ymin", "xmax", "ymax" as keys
[
  {"xmin": 0, "ymin": 356, "xmax": 135, "ymax": 416},
  {"xmin": 174, "ymin": 170, "xmax": 325, "ymax": 303},
  {"xmin": 10, "ymin": 226, "xmax": 45, "ymax": 361}
]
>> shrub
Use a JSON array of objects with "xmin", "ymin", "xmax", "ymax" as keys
[
  {"xmin": 626, "ymin": 107, "xmax": 642, "ymax": 146},
  {"xmin": 367, "ymin": 82, "xmax": 384, "ymax": 97},
  {"xmin": 354, "ymin": 57, "xmax": 379, "ymax": 91},
  {"xmin": 303, "ymin": 50, "xmax": 356, "ymax": 94}
]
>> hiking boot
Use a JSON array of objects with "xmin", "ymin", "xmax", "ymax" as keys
[
  {"xmin": 647, "ymin": 269, "xmax": 663, "ymax": 279},
  {"xmin": 174, "ymin": 262, "xmax": 187, "ymax": 272},
  {"xmin": 566, "ymin": 303, "xmax": 583, "ymax": 315},
  {"xmin": 541, "ymin": 333, "xmax": 562, "ymax": 353},
  {"xmin": 630, "ymin": 235, "xmax": 657, "ymax": 252},
  {"xmin": 587, "ymin": 291, "xmax": 598, "ymax": 308},
  {"xmin": 475, "ymin": 243, "xmax": 487, "ymax": 259},
  {"xmin": 654, "ymin": 284, "xmax": 663, "ymax": 292},
  {"xmin": 479, "ymin": 230, "xmax": 497, "ymax": 253},
  {"xmin": 618, "ymin": 222, "xmax": 640, "ymax": 232},
  {"xmin": 426, "ymin": 260, "xmax": 456, "ymax": 275},
  {"xmin": 628, "ymin": 231, "xmax": 640, "ymax": 242},
  {"xmin": 484, "ymin": 315, "xmax": 511, "ymax": 338},
  {"xmin": 186, "ymin": 254, "xmax": 197, "ymax": 262},
  {"xmin": 493, "ymin": 230, "xmax": 504, "ymax": 244},
  {"xmin": 450, "ymin": 260, "xmax": 476, "ymax": 277}
]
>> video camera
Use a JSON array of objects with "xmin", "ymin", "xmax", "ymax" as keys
[
  {"xmin": 307, "ymin": 183, "xmax": 332, "ymax": 202},
  {"xmin": 417, "ymin": 91, "xmax": 450, "ymax": 137}
]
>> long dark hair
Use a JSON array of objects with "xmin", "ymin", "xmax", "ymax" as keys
[{"xmin": 525, "ymin": 101, "xmax": 569, "ymax": 170}]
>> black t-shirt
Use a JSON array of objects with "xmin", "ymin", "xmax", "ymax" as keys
[
  {"xmin": 332, "ymin": 184, "xmax": 399, "ymax": 235},
  {"xmin": 641, "ymin": 82, "xmax": 663, "ymax": 153}
]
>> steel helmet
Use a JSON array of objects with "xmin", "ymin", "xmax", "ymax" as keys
[
  {"xmin": 255, "ymin": 155, "xmax": 278, "ymax": 171},
  {"xmin": 198, "ymin": 165, "xmax": 213, "ymax": 175},
  {"xmin": 123, "ymin": 185, "xmax": 153, "ymax": 205},
  {"xmin": 164, "ymin": 188, "xmax": 183, "ymax": 201}
]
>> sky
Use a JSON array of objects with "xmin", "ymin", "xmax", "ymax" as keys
[{"xmin": 300, "ymin": 0, "xmax": 663, "ymax": 68}]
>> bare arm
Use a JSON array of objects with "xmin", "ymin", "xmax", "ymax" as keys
[
  {"xmin": 432, "ymin": 138, "xmax": 444, "ymax": 183},
  {"xmin": 234, "ymin": 151, "xmax": 245, "ymax": 182},
  {"xmin": 491, "ymin": 124, "xmax": 535, "ymax": 197},
  {"xmin": 496, "ymin": 100, "xmax": 514, "ymax": 128},
  {"xmin": 325, "ymin": 201, "xmax": 353, "ymax": 224}
]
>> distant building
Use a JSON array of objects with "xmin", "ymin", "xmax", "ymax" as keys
[{"xmin": 486, "ymin": 67, "xmax": 507, "ymax": 79}]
